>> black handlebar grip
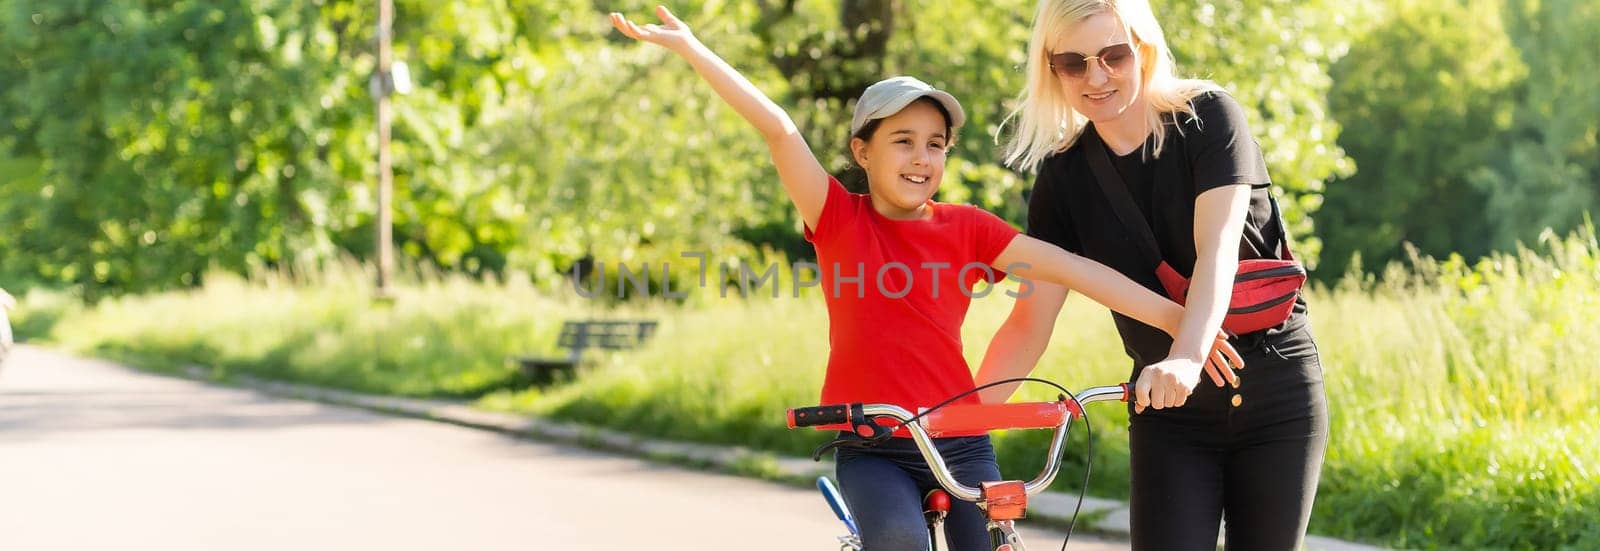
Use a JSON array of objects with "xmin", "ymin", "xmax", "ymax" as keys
[{"xmin": 788, "ymin": 404, "xmax": 851, "ymax": 428}]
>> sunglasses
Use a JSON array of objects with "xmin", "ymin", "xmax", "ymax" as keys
[{"xmin": 1047, "ymin": 43, "xmax": 1136, "ymax": 79}]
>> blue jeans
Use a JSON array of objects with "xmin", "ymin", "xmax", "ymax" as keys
[{"xmin": 835, "ymin": 434, "xmax": 1001, "ymax": 551}]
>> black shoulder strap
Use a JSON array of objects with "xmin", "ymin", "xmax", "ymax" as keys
[
  {"xmin": 1080, "ymin": 128, "xmax": 1162, "ymax": 268},
  {"xmin": 1266, "ymin": 193, "xmax": 1296, "ymax": 261}
]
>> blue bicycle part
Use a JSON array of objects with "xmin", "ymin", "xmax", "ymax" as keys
[{"xmin": 817, "ymin": 476, "xmax": 859, "ymax": 536}]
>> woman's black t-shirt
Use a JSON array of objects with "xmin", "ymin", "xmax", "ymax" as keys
[{"xmin": 1026, "ymin": 91, "xmax": 1311, "ymax": 370}]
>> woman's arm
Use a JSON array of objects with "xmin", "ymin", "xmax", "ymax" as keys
[
  {"xmin": 1172, "ymin": 185, "xmax": 1252, "ymax": 364},
  {"xmin": 1134, "ymin": 184, "xmax": 1252, "ymax": 412},
  {"xmin": 610, "ymin": 7, "xmax": 827, "ymax": 229},
  {"xmin": 973, "ymin": 282, "xmax": 1069, "ymax": 404}
]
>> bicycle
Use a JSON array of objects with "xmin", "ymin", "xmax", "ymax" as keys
[{"xmin": 787, "ymin": 380, "xmax": 1131, "ymax": 551}]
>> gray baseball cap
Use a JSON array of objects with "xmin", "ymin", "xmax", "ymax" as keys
[{"xmin": 849, "ymin": 76, "xmax": 966, "ymax": 136}]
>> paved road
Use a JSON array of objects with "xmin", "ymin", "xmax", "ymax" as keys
[{"xmin": 0, "ymin": 345, "xmax": 1127, "ymax": 550}]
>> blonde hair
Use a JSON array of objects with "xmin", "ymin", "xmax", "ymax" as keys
[{"xmin": 1001, "ymin": 0, "xmax": 1221, "ymax": 170}]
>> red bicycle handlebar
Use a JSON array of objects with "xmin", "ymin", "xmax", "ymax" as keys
[
  {"xmin": 784, "ymin": 383, "xmax": 1130, "ymax": 503},
  {"xmin": 784, "ymin": 383, "xmax": 1129, "ymax": 434}
]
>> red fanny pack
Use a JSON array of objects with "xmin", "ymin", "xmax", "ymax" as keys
[
  {"xmin": 1153, "ymin": 252, "xmax": 1305, "ymax": 335},
  {"xmin": 1083, "ymin": 130, "xmax": 1306, "ymax": 336}
]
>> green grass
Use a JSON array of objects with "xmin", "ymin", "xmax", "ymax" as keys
[
  {"xmin": 14, "ymin": 228, "xmax": 1599, "ymax": 549},
  {"xmin": 15, "ymin": 260, "xmax": 661, "ymax": 397}
]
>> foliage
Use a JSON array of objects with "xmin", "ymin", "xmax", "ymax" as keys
[
  {"xmin": 1319, "ymin": 0, "xmax": 1600, "ymax": 279},
  {"xmin": 1, "ymin": 0, "xmax": 1364, "ymax": 297}
]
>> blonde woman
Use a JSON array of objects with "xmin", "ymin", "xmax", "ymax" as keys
[{"xmin": 976, "ymin": 1, "xmax": 1328, "ymax": 549}]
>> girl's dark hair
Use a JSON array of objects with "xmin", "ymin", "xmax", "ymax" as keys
[{"xmin": 837, "ymin": 97, "xmax": 955, "ymax": 193}]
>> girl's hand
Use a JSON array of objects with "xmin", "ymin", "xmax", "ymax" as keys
[
  {"xmin": 1133, "ymin": 357, "xmax": 1203, "ymax": 414},
  {"xmin": 1203, "ymin": 331, "xmax": 1243, "ymax": 388},
  {"xmin": 609, "ymin": 6, "xmax": 698, "ymax": 53}
]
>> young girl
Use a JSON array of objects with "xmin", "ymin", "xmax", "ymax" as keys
[{"xmin": 610, "ymin": 7, "xmax": 1238, "ymax": 550}]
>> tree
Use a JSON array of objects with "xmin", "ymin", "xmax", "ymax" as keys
[
  {"xmin": 1471, "ymin": 0, "xmax": 1600, "ymax": 251},
  {"xmin": 1319, "ymin": 0, "xmax": 1600, "ymax": 278},
  {"xmin": 0, "ymin": 0, "xmax": 1368, "ymax": 296},
  {"xmin": 0, "ymin": 0, "xmax": 586, "ymax": 295},
  {"xmin": 1157, "ymin": 0, "xmax": 1374, "ymax": 266},
  {"xmin": 0, "ymin": 1, "xmax": 367, "ymax": 298},
  {"xmin": 1320, "ymin": 0, "xmax": 1524, "ymax": 279}
]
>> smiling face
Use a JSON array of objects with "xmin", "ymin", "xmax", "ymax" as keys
[
  {"xmin": 849, "ymin": 99, "xmax": 952, "ymax": 220},
  {"xmin": 1050, "ymin": 13, "xmax": 1145, "ymax": 128}
]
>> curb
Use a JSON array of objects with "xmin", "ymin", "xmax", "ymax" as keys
[{"xmin": 179, "ymin": 366, "xmax": 1383, "ymax": 550}]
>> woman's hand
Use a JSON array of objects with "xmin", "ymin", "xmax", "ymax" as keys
[
  {"xmin": 1135, "ymin": 335, "xmax": 1241, "ymax": 414},
  {"xmin": 1133, "ymin": 357, "xmax": 1204, "ymax": 414},
  {"xmin": 610, "ymin": 6, "xmax": 698, "ymax": 53},
  {"xmin": 1203, "ymin": 331, "xmax": 1243, "ymax": 388}
]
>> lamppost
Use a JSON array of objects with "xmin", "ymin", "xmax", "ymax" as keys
[{"xmin": 371, "ymin": 0, "xmax": 410, "ymax": 299}]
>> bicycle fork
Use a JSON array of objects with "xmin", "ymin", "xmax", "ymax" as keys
[{"xmin": 987, "ymin": 520, "xmax": 1024, "ymax": 551}]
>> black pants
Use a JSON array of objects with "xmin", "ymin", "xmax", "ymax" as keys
[
  {"xmin": 835, "ymin": 434, "xmax": 1001, "ymax": 551},
  {"xmin": 1128, "ymin": 326, "xmax": 1329, "ymax": 551}
]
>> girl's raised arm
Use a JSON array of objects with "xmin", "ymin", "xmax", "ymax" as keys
[{"xmin": 611, "ymin": 6, "xmax": 828, "ymax": 230}]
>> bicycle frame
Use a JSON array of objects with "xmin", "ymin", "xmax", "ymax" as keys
[{"xmin": 790, "ymin": 384, "xmax": 1130, "ymax": 551}]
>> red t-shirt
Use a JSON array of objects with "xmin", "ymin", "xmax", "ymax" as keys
[{"xmin": 804, "ymin": 176, "xmax": 1021, "ymax": 436}]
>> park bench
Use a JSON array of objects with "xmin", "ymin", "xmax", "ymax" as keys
[{"xmin": 517, "ymin": 320, "xmax": 659, "ymax": 384}]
